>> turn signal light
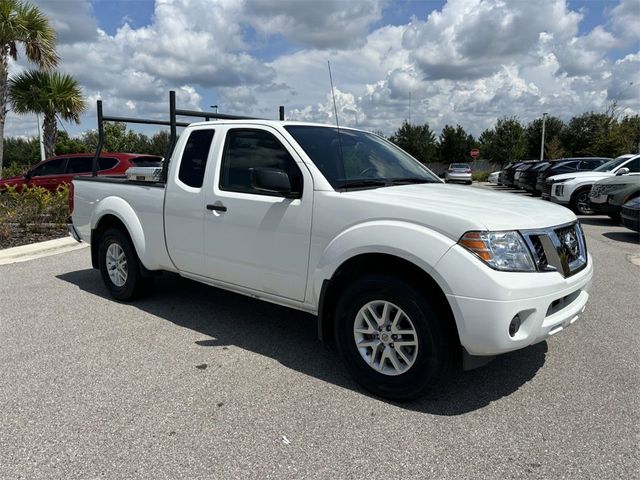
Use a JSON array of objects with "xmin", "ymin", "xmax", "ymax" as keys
[{"xmin": 459, "ymin": 232, "xmax": 492, "ymax": 261}]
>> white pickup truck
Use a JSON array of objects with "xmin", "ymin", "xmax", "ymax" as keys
[{"xmin": 70, "ymin": 120, "xmax": 593, "ymax": 400}]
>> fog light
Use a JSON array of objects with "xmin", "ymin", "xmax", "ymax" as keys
[{"xmin": 509, "ymin": 314, "xmax": 521, "ymax": 337}]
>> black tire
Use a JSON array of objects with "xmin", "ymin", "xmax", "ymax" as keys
[
  {"xmin": 466, "ymin": 181, "xmax": 472, "ymax": 185},
  {"xmin": 98, "ymin": 228, "xmax": 151, "ymax": 300},
  {"xmin": 334, "ymin": 274, "xmax": 451, "ymax": 401},
  {"xmin": 571, "ymin": 187, "xmax": 594, "ymax": 215}
]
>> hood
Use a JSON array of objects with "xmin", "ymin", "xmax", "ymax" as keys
[
  {"xmin": 344, "ymin": 183, "xmax": 576, "ymax": 234},
  {"xmin": 549, "ymin": 171, "xmax": 611, "ymax": 182},
  {"xmin": 593, "ymin": 174, "xmax": 640, "ymax": 186}
]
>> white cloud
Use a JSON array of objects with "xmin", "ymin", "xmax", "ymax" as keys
[
  {"xmin": 6, "ymin": 0, "xmax": 639, "ymax": 143},
  {"xmin": 402, "ymin": 0, "xmax": 582, "ymax": 80},
  {"xmin": 243, "ymin": 0, "xmax": 386, "ymax": 49},
  {"xmin": 609, "ymin": 0, "xmax": 640, "ymax": 46}
]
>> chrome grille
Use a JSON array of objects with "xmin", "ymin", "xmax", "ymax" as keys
[
  {"xmin": 530, "ymin": 236, "xmax": 548, "ymax": 270},
  {"xmin": 522, "ymin": 222, "xmax": 587, "ymax": 277},
  {"xmin": 555, "ymin": 225, "xmax": 581, "ymax": 264}
]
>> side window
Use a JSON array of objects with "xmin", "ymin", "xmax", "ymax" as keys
[
  {"xmin": 579, "ymin": 160, "xmax": 601, "ymax": 170},
  {"xmin": 98, "ymin": 158, "xmax": 118, "ymax": 170},
  {"xmin": 31, "ymin": 158, "xmax": 67, "ymax": 177},
  {"xmin": 555, "ymin": 160, "xmax": 578, "ymax": 171},
  {"xmin": 66, "ymin": 157, "xmax": 93, "ymax": 174},
  {"xmin": 178, "ymin": 129, "xmax": 215, "ymax": 188},
  {"xmin": 220, "ymin": 129, "xmax": 302, "ymax": 195},
  {"xmin": 623, "ymin": 158, "xmax": 639, "ymax": 173}
]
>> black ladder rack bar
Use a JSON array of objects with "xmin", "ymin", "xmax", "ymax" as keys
[{"xmin": 92, "ymin": 90, "xmax": 273, "ymax": 178}]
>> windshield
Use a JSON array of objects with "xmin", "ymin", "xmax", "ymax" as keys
[
  {"xmin": 285, "ymin": 126, "xmax": 440, "ymax": 190},
  {"xmin": 594, "ymin": 156, "xmax": 631, "ymax": 172},
  {"xmin": 450, "ymin": 163, "xmax": 469, "ymax": 169}
]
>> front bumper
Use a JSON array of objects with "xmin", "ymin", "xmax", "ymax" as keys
[{"xmin": 436, "ymin": 244, "xmax": 593, "ymax": 356}]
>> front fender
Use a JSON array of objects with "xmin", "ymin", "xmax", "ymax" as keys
[
  {"xmin": 91, "ymin": 196, "xmax": 150, "ymax": 267},
  {"xmin": 312, "ymin": 220, "xmax": 457, "ymax": 304}
]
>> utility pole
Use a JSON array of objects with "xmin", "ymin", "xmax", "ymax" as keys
[{"xmin": 539, "ymin": 112, "xmax": 548, "ymax": 161}]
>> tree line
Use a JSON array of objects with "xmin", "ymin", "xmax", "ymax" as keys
[
  {"xmin": 1, "ymin": 122, "xmax": 170, "ymax": 177},
  {"xmin": 3, "ymin": 109, "xmax": 639, "ymax": 177},
  {"xmin": 389, "ymin": 111, "xmax": 640, "ymax": 167}
]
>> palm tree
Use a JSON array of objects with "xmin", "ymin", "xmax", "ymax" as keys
[
  {"xmin": 9, "ymin": 70, "xmax": 85, "ymax": 158},
  {"xmin": 0, "ymin": 0, "xmax": 58, "ymax": 175}
]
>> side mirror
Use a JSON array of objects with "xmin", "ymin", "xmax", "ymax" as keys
[
  {"xmin": 615, "ymin": 167, "xmax": 630, "ymax": 176},
  {"xmin": 249, "ymin": 167, "xmax": 299, "ymax": 198},
  {"xmin": 24, "ymin": 171, "xmax": 33, "ymax": 181}
]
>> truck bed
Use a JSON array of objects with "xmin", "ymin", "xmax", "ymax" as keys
[{"xmin": 72, "ymin": 176, "xmax": 174, "ymax": 271}]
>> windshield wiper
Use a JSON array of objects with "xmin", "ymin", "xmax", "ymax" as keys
[
  {"xmin": 336, "ymin": 179, "xmax": 391, "ymax": 190},
  {"xmin": 389, "ymin": 177, "xmax": 435, "ymax": 185}
]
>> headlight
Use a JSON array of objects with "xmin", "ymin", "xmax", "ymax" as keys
[
  {"xmin": 555, "ymin": 184, "xmax": 564, "ymax": 196},
  {"xmin": 459, "ymin": 231, "xmax": 536, "ymax": 272},
  {"xmin": 555, "ymin": 177, "xmax": 574, "ymax": 184}
]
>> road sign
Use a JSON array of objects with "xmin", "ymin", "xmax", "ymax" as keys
[{"xmin": 470, "ymin": 148, "xmax": 480, "ymax": 159}]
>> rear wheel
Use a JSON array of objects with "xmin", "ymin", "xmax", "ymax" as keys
[
  {"xmin": 571, "ymin": 187, "xmax": 594, "ymax": 215},
  {"xmin": 98, "ymin": 228, "xmax": 152, "ymax": 300},
  {"xmin": 334, "ymin": 274, "xmax": 451, "ymax": 401}
]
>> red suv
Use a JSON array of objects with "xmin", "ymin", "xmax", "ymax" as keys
[{"xmin": 0, "ymin": 153, "xmax": 163, "ymax": 192}]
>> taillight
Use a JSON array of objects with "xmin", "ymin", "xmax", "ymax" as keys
[{"xmin": 68, "ymin": 182, "xmax": 74, "ymax": 214}]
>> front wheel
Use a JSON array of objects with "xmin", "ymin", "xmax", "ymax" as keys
[
  {"xmin": 334, "ymin": 275, "xmax": 451, "ymax": 401},
  {"xmin": 571, "ymin": 188, "xmax": 594, "ymax": 215},
  {"xmin": 98, "ymin": 228, "xmax": 151, "ymax": 300}
]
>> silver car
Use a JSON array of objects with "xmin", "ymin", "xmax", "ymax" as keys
[{"xmin": 444, "ymin": 163, "xmax": 472, "ymax": 184}]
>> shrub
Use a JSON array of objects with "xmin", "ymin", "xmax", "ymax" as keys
[
  {"xmin": 2, "ymin": 162, "xmax": 29, "ymax": 178},
  {"xmin": 472, "ymin": 171, "xmax": 491, "ymax": 182},
  {"xmin": 0, "ymin": 184, "xmax": 69, "ymax": 228}
]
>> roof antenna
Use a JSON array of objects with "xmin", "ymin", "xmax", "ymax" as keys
[{"xmin": 328, "ymin": 60, "xmax": 345, "ymax": 168}]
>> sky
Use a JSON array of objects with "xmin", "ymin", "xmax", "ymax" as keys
[{"xmin": 9, "ymin": 0, "xmax": 640, "ymax": 140}]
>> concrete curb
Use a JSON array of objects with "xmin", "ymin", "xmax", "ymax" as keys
[{"xmin": 0, "ymin": 236, "xmax": 88, "ymax": 266}]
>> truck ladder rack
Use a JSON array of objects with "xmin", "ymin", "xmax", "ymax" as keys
[{"xmin": 91, "ymin": 90, "xmax": 285, "ymax": 182}]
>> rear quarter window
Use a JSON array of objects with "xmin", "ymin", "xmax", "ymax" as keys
[{"xmin": 178, "ymin": 129, "xmax": 215, "ymax": 188}]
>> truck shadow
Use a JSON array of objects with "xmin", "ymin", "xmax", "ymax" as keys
[{"xmin": 57, "ymin": 269, "xmax": 547, "ymax": 416}]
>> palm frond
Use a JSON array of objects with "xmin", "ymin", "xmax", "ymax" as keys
[
  {"xmin": 0, "ymin": 0, "xmax": 59, "ymax": 68},
  {"xmin": 9, "ymin": 69, "xmax": 86, "ymax": 123}
]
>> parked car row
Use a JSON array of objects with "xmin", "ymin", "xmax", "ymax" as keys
[
  {"xmin": 494, "ymin": 154, "xmax": 640, "ymax": 232},
  {"xmin": 0, "ymin": 153, "xmax": 163, "ymax": 192}
]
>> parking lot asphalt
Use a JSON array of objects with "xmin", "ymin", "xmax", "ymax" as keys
[{"xmin": 1, "ymin": 187, "xmax": 639, "ymax": 479}]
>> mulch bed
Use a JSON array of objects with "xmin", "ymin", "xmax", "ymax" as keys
[{"xmin": 0, "ymin": 224, "xmax": 69, "ymax": 250}]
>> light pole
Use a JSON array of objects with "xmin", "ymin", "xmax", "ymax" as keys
[
  {"xmin": 210, "ymin": 105, "xmax": 218, "ymax": 114},
  {"xmin": 36, "ymin": 113, "xmax": 45, "ymax": 161},
  {"xmin": 539, "ymin": 112, "xmax": 548, "ymax": 161}
]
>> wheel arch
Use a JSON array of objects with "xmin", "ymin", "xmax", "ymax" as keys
[{"xmin": 317, "ymin": 252, "xmax": 461, "ymax": 353}]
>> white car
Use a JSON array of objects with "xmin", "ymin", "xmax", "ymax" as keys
[
  {"xmin": 548, "ymin": 154, "xmax": 639, "ymax": 214},
  {"xmin": 444, "ymin": 163, "xmax": 473, "ymax": 184},
  {"xmin": 488, "ymin": 171, "xmax": 500, "ymax": 184},
  {"xmin": 69, "ymin": 112, "xmax": 593, "ymax": 400}
]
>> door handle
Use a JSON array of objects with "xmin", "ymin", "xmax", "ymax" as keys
[{"xmin": 206, "ymin": 204, "xmax": 227, "ymax": 212}]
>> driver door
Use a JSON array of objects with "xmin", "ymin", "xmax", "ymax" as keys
[{"xmin": 203, "ymin": 126, "xmax": 313, "ymax": 302}]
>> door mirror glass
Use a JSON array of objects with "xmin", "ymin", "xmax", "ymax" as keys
[
  {"xmin": 250, "ymin": 167, "xmax": 295, "ymax": 197},
  {"xmin": 615, "ymin": 167, "xmax": 630, "ymax": 176}
]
